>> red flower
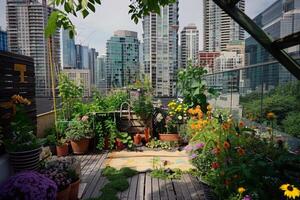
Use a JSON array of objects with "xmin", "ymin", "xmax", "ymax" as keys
[
  {"xmin": 211, "ymin": 162, "xmax": 220, "ymax": 169},
  {"xmin": 223, "ymin": 141, "xmax": 231, "ymax": 149},
  {"xmin": 237, "ymin": 147, "xmax": 245, "ymax": 156}
]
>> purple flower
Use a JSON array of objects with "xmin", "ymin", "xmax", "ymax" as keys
[
  {"xmin": 184, "ymin": 145, "xmax": 193, "ymax": 152},
  {"xmin": 193, "ymin": 143, "xmax": 205, "ymax": 150},
  {"xmin": 243, "ymin": 195, "xmax": 252, "ymax": 200},
  {"xmin": 0, "ymin": 171, "xmax": 57, "ymax": 200},
  {"xmin": 190, "ymin": 153, "xmax": 197, "ymax": 159}
]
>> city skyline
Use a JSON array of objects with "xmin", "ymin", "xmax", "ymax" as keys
[{"xmin": 0, "ymin": 0, "xmax": 277, "ymax": 55}]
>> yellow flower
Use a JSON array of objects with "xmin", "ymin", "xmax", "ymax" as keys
[
  {"xmin": 267, "ymin": 112, "xmax": 276, "ymax": 120},
  {"xmin": 238, "ymin": 187, "xmax": 246, "ymax": 194},
  {"xmin": 280, "ymin": 184, "xmax": 300, "ymax": 199},
  {"xmin": 207, "ymin": 104, "xmax": 212, "ymax": 111}
]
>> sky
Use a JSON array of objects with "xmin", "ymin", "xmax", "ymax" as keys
[{"xmin": 0, "ymin": 0, "xmax": 277, "ymax": 54}]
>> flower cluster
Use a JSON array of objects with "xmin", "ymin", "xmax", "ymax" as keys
[
  {"xmin": 0, "ymin": 171, "xmax": 57, "ymax": 200},
  {"xmin": 167, "ymin": 98, "xmax": 188, "ymax": 122},
  {"xmin": 184, "ymin": 142, "xmax": 205, "ymax": 160}
]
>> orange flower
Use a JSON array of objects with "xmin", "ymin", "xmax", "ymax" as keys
[
  {"xmin": 223, "ymin": 141, "xmax": 231, "ymax": 149},
  {"xmin": 237, "ymin": 147, "xmax": 245, "ymax": 156},
  {"xmin": 222, "ymin": 122, "xmax": 230, "ymax": 130},
  {"xmin": 266, "ymin": 112, "xmax": 276, "ymax": 120},
  {"xmin": 212, "ymin": 147, "xmax": 221, "ymax": 155}
]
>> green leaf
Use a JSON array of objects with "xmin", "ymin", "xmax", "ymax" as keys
[
  {"xmin": 82, "ymin": 9, "xmax": 89, "ymax": 18},
  {"xmin": 45, "ymin": 11, "xmax": 59, "ymax": 37}
]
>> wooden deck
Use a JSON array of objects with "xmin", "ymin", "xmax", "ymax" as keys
[{"xmin": 76, "ymin": 152, "xmax": 212, "ymax": 200}]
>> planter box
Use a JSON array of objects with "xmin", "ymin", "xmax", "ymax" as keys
[
  {"xmin": 159, "ymin": 133, "xmax": 180, "ymax": 142},
  {"xmin": 70, "ymin": 138, "xmax": 90, "ymax": 155}
]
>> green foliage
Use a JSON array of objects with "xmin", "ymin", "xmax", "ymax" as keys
[
  {"xmin": 104, "ymin": 90, "xmax": 129, "ymax": 111},
  {"xmin": 119, "ymin": 167, "xmax": 138, "ymax": 177},
  {"xmin": 105, "ymin": 179, "xmax": 129, "ymax": 191},
  {"xmin": 46, "ymin": 0, "xmax": 175, "ymax": 38},
  {"xmin": 150, "ymin": 168, "xmax": 182, "ymax": 180},
  {"xmin": 104, "ymin": 120, "xmax": 118, "ymax": 149},
  {"xmin": 146, "ymin": 138, "xmax": 178, "ymax": 150},
  {"xmin": 177, "ymin": 63, "xmax": 216, "ymax": 111},
  {"xmin": 132, "ymin": 94, "xmax": 154, "ymax": 120},
  {"xmin": 46, "ymin": 134, "xmax": 57, "ymax": 146},
  {"xmin": 116, "ymin": 132, "xmax": 133, "ymax": 149},
  {"xmin": 282, "ymin": 112, "xmax": 300, "ymax": 138},
  {"xmin": 65, "ymin": 118, "xmax": 93, "ymax": 141}
]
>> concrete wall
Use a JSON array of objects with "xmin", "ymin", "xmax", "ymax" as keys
[{"xmin": 37, "ymin": 111, "xmax": 55, "ymax": 138}]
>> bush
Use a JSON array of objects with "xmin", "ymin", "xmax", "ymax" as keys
[{"xmin": 282, "ymin": 112, "xmax": 300, "ymax": 138}]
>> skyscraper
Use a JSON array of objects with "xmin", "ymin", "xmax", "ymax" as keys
[
  {"xmin": 95, "ymin": 55, "xmax": 107, "ymax": 93},
  {"xmin": 0, "ymin": 27, "xmax": 8, "ymax": 51},
  {"xmin": 88, "ymin": 48, "xmax": 99, "ymax": 85},
  {"xmin": 106, "ymin": 30, "xmax": 140, "ymax": 88},
  {"xmin": 143, "ymin": 1, "xmax": 179, "ymax": 97},
  {"xmin": 203, "ymin": 0, "xmax": 245, "ymax": 52},
  {"xmin": 180, "ymin": 24, "xmax": 199, "ymax": 68},
  {"xmin": 75, "ymin": 44, "xmax": 89, "ymax": 69},
  {"xmin": 6, "ymin": 0, "xmax": 61, "ymax": 97},
  {"xmin": 62, "ymin": 29, "xmax": 76, "ymax": 69}
]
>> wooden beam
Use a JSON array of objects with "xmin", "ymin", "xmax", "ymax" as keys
[
  {"xmin": 226, "ymin": 0, "xmax": 241, "ymax": 6},
  {"xmin": 213, "ymin": 0, "xmax": 300, "ymax": 80},
  {"xmin": 273, "ymin": 31, "xmax": 300, "ymax": 49}
]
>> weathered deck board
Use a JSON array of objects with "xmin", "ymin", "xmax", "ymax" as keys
[{"xmin": 76, "ymin": 153, "xmax": 211, "ymax": 200}]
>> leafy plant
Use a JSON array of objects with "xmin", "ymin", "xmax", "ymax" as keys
[
  {"xmin": 65, "ymin": 116, "xmax": 93, "ymax": 141},
  {"xmin": 116, "ymin": 132, "xmax": 133, "ymax": 149},
  {"xmin": 177, "ymin": 62, "xmax": 216, "ymax": 112},
  {"xmin": 132, "ymin": 94, "xmax": 154, "ymax": 120},
  {"xmin": 150, "ymin": 168, "xmax": 182, "ymax": 180},
  {"xmin": 282, "ymin": 112, "xmax": 300, "ymax": 138},
  {"xmin": 46, "ymin": 134, "xmax": 57, "ymax": 146},
  {"xmin": 146, "ymin": 138, "xmax": 178, "ymax": 150}
]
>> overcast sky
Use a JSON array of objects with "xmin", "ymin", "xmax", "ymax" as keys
[{"xmin": 0, "ymin": 0, "xmax": 277, "ymax": 54}]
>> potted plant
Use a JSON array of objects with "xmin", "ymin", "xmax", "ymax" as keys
[
  {"xmin": 0, "ymin": 171, "xmax": 57, "ymax": 200},
  {"xmin": 68, "ymin": 169, "xmax": 80, "ymax": 200},
  {"xmin": 56, "ymin": 138, "xmax": 69, "ymax": 157},
  {"xmin": 158, "ymin": 99, "xmax": 188, "ymax": 142},
  {"xmin": 133, "ymin": 132, "xmax": 142, "ymax": 145},
  {"xmin": 115, "ymin": 132, "xmax": 133, "ymax": 150},
  {"xmin": 2, "ymin": 95, "xmax": 43, "ymax": 172},
  {"xmin": 45, "ymin": 132, "xmax": 57, "ymax": 155},
  {"xmin": 40, "ymin": 164, "xmax": 72, "ymax": 200},
  {"xmin": 65, "ymin": 116, "xmax": 92, "ymax": 154}
]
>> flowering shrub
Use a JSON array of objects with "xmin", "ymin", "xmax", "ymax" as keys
[
  {"xmin": 0, "ymin": 171, "xmax": 57, "ymax": 200},
  {"xmin": 185, "ymin": 105, "xmax": 300, "ymax": 200},
  {"xmin": 165, "ymin": 99, "xmax": 188, "ymax": 133}
]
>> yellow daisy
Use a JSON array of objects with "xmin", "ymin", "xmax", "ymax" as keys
[
  {"xmin": 238, "ymin": 187, "xmax": 246, "ymax": 194},
  {"xmin": 280, "ymin": 184, "xmax": 300, "ymax": 199}
]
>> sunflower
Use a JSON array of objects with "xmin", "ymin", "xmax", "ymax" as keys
[{"xmin": 280, "ymin": 184, "xmax": 300, "ymax": 199}]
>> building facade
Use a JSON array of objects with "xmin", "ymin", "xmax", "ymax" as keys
[
  {"xmin": 106, "ymin": 30, "xmax": 140, "ymax": 88},
  {"xmin": 62, "ymin": 69, "xmax": 91, "ymax": 97},
  {"xmin": 180, "ymin": 24, "xmax": 199, "ymax": 68},
  {"xmin": 75, "ymin": 44, "xmax": 89, "ymax": 69},
  {"xmin": 7, "ymin": 0, "xmax": 61, "ymax": 96},
  {"xmin": 198, "ymin": 51, "xmax": 220, "ymax": 73},
  {"xmin": 95, "ymin": 55, "xmax": 107, "ymax": 94},
  {"xmin": 0, "ymin": 27, "xmax": 8, "ymax": 51},
  {"xmin": 88, "ymin": 48, "xmax": 98, "ymax": 85},
  {"xmin": 143, "ymin": 1, "xmax": 179, "ymax": 97},
  {"xmin": 203, "ymin": 0, "xmax": 245, "ymax": 52},
  {"xmin": 62, "ymin": 29, "xmax": 76, "ymax": 69}
]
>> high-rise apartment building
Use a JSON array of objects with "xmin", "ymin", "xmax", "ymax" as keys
[
  {"xmin": 62, "ymin": 29, "xmax": 76, "ymax": 69},
  {"xmin": 7, "ymin": 0, "xmax": 61, "ymax": 96},
  {"xmin": 0, "ymin": 27, "xmax": 8, "ymax": 51},
  {"xmin": 198, "ymin": 52, "xmax": 221, "ymax": 73},
  {"xmin": 203, "ymin": 0, "xmax": 245, "ymax": 52},
  {"xmin": 106, "ymin": 30, "xmax": 140, "ymax": 88},
  {"xmin": 143, "ymin": 1, "xmax": 179, "ymax": 97},
  {"xmin": 75, "ymin": 44, "xmax": 89, "ymax": 69},
  {"xmin": 180, "ymin": 24, "xmax": 199, "ymax": 68},
  {"xmin": 95, "ymin": 55, "xmax": 107, "ymax": 93},
  {"xmin": 62, "ymin": 69, "xmax": 91, "ymax": 97},
  {"xmin": 88, "ymin": 48, "xmax": 98, "ymax": 85}
]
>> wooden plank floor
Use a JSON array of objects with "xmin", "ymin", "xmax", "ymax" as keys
[{"xmin": 76, "ymin": 152, "xmax": 212, "ymax": 200}]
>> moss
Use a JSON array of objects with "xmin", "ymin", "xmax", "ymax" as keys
[
  {"xmin": 119, "ymin": 167, "xmax": 138, "ymax": 177},
  {"xmin": 102, "ymin": 166, "xmax": 118, "ymax": 177},
  {"xmin": 106, "ymin": 178, "xmax": 129, "ymax": 191}
]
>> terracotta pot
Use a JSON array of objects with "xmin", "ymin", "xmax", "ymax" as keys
[
  {"xmin": 70, "ymin": 138, "xmax": 90, "ymax": 155},
  {"xmin": 159, "ymin": 133, "xmax": 180, "ymax": 142},
  {"xmin": 56, "ymin": 143, "xmax": 69, "ymax": 157},
  {"xmin": 69, "ymin": 179, "xmax": 80, "ymax": 200},
  {"xmin": 133, "ymin": 133, "xmax": 142, "ymax": 145},
  {"xmin": 115, "ymin": 139, "xmax": 125, "ymax": 151},
  {"xmin": 144, "ymin": 128, "xmax": 150, "ymax": 143},
  {"xmin": 57, "ymin": 185, "xmax": 71, "ymax": 200}
]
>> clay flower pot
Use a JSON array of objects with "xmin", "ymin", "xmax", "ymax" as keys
[
  {"xmin": 57, "ymin": 184, "xmax": 71, "ymax": 200},
  {"xmin": 133, "ymin": 133, "xmax": 142, "ymax": 145},
  {"xmin": 159, "ymin": 133, "xmax": 180, "ymax": 142},
  {"xmin": 70, "ymin": 138, "xmax": 90, "ymax": 155},
  {"xmin": 144, "ymin": 128, "xmax": 150, "ymax": 143},
  {"xmin": 115, "ymin": 139, "xmax": 125, "ymax": 151},
  {"xmin": 69, "ymin": 179, "xmax": 80, "ymax": 200},
  {"xmin": 56, "ymin": 143, "xmax": 69, "ymax": 157}
]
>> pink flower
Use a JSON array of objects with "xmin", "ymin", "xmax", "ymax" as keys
[
  {"xmin": 184, "ymin": 145, "xmax": 192, "ymax": 152},
  {"xmin": 190, "ymin": 153, "xmax": 197, "ymax": 159},
  {"xmin": 242, "ymin": 195, "xmax": 252, "ymax": 200},
  {"xmin": 81, "ymin": 115, "xmax": 89, "ymax": 122}
]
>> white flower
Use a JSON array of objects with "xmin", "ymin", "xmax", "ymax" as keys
[
  {"xmin": 156, "ymin": 113, "xmax": 163, "ymax": 122},
  {"xmin": 178, "ymin": 115, "xmax": 183, "ymax": 120},
  {"xmin": 177, "ymin": 98, "xmax": 183, "ymax": 103},
  {"xmin": 183, "ymin": 116, "xmax": 187, "ymax": 120}
]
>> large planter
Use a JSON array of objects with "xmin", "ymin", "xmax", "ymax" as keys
[
  {"xmin": 8, "ymin": 147, "xmax": 42, "ymax": 172},
  {"xmin": 56, "ymin": 143, "xmax": 69, "ymax": 157},
  {"xmin": 57, "ymin": 185, "xmax": 71, "ymax": 200},
  {"xmin": 70, "ymin": 138, "xmax": 90, "ymax": 155},
  {"xmin": 69, "ymin": 179, "xmax": 80, "ymax": 200},
  {"xmin": 159, "ymin": 133, "xmax": 180, "ymax": 142},
  {"xmin": 115, "ymin": 139, "xmax": 125, "ymax": 151}
]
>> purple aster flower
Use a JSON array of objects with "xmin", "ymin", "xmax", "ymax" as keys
[
  {"xmin": 190, "ymin": 153, "xmax": 197, "ymax": 159},
  {"xmin": 193, "ymin": 143, "xmax": 205, "ymax": 150},
  {"xmin": 242, "ymin": 195, "xmax": 252, "ymax": 200}
]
